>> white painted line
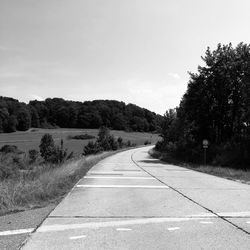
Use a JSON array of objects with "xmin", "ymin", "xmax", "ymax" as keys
[
  {"xmin": 200, "ymin": 221, "xmax": 213, "ymax": 224},
  {"xmin": 37, "ymin": 217, "xmax": 203, "ymax": 233},
  {"xmin": 247, "ymin": 221, "xmax": 250, "ymax": 224},
  {"xmin": 0, "ymin": 228, "xmax": 34, "ymax": 236},
  {"xmin": 217, "ymin": 211, "xmax": 250, "ymax": 217},
  {"xmin": 69, "ymin": 235, "xmax": 86, "ymax": 240},
  {"xmin": 76, "ymin": 185, "xmax": 169, "ymax": 189},
  {"xmin": 116, "ymin": 228, "xmax": 132, "ymax": 231},
  {"xmin": 190, "ymin": 213, "xmax": 218, "ymax": 218},
  {"xmin": 168, "ymin": 227, "xmax": 180, "ymax": 231},
  {"xmin": 89, "ymin": 171, "xmax": 141, "ymax": 174},
  {"xmin": 84, "ymin": 176, "xmax": 154, "ymax": 180}
]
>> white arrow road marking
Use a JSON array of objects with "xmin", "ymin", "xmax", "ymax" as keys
[
  {"xmin": 0, "ymin": 228, "xmax": 34, "ymax": 236},
  {"xmin": 37, "ymin": 217, "xmax": 204, "ymax": 233},
  {"xmin": 84, "ymin": 176, "xmax": 154, "ymax": 180},
  {"xmin": 76, "ymin": 185, "xmax": 169, "ymax": 189},
  {"xmin": 168, "ymin": 227, "xmax": 180, "ymax": 231},
  {"xmin": 69, "ymin": 235, "xmax": 86, "ymax": 240}
]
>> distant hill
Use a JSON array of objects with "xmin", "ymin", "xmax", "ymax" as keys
[{"xmin": 0, "ymin": 97, "xmax": 163, "ymax": 133}]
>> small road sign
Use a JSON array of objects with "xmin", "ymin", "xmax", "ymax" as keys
[
  {"xmin": 202, "ymin": 139, "xmax": 209, "ymax": 165},
  {"xmin": 203, "ymin": 139, "xmax": 209, "ymax": 148}
]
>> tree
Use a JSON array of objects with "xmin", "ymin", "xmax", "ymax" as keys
[
  {"xmin": 158, "ymin": 42, "xmax": 250, "ymax": 167},
  {"xmin": 39, "ymin": 134, "xmax": 55, "ymax": 162},
  {"xmin": 16, "ymin": 107, "xmax": 31, "ymax": 131}
]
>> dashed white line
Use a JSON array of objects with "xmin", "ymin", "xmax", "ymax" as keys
[
  {"xmin": 84, "ymin": 176, "xmax": 154, "ymax": 180},
  {"xmin": 69, "ymin": 235, "xmax": 86, "ymax": 240},
  {"xmin": 116, "ymin": 228, "xmax": 132, "ymax": 231},
  {"xmin": 0, "ymin": 228, "xmax": 34, "ymax": 236},
  {"xmin": 217, "ymin": 211, "xmax": 250, "ymax": 217},
  {"xmin": 37, "ymin": 217, "xmax": 203, "ymax": 233},
  {"xmin": 76, "ymin": 185, "xmax": 169, "ymax": 189},
  {"xmin": 168, "ymin": 227, "xmax": 180, "ymax": 231},
  {"xmin": 200, "ymin": 221, "xmax": 213, "ymax": 224}
]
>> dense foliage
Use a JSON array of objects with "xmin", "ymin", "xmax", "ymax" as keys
[
  {"xmin": 157, "ymin": 43, "xmax": 250, "ymax": 168},
  {"xmin": 0, "ymin": 97, "xmax": 162, "ymax": 133}
]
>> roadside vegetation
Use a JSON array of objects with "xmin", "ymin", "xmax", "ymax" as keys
[
  {"xmin": 156, "ymin": 43, "xmax": 250, "ymax": 170},
  {"xmin": 0, "ymin": 127, "xmax": 152, "ymax": 216},
  {"xmin": 0, "ymin": 151, "xmax": 116, "ymax": 216},
  {"xmin": 154, "ymin": 42, "xmax": 250, "ymax": 182}
]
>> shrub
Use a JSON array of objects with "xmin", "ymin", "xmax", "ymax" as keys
[
  {"xmin": 67, "ymin": 134, "xmax": 95, "ymax": 140},
  {"xmin": 39, "ymin": 135, "xmax": 68, "ymax": 164},
  {"xmin": 144, "ymin": 140, "xmax": 151, "ymax": 145},
  {"xmin": 39, "ymin": 134, "xmax": 55, "ymax": 162},
  {"xmin": 117, "ymin": 137, "xmax": 123, "ymax": 148},
  {"xmin": 0, "ymin": 162, "xmax": 19, "ymax": 180},
  {"xmin": 0, "ymin": 145, "xmax": 22, "ymax": 154},
  {"xmin": 83, "ymin": 141, "xmax": 102, "ymax": 155},
  {"xmin": 28, "ymin": 149, "xmax": 39, "ymax": 164},
  {"xmin": 108, "ymin": 135, "xmax": 118, "ymax": 150}
]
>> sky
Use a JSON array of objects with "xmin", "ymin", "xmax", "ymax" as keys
[{"xmin": 1, "ymin": 0, "xmax": 250, "ymax": 115}]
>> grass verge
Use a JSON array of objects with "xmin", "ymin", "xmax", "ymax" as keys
[
  {"xmin": 149, "ymin": 148, "xmax": 250, "ymax": 185},
  {"xmin": 0, "ymin": 151, "xmax": 118, "ymax": 216}
]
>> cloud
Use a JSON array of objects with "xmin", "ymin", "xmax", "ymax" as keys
[
  {"xmin": 123, "ymin": 78, "xmax": 187, "ymax": 114},
  {"xmin": 168, "ymin": 72, "xmax": 181, "ymax": 80}
]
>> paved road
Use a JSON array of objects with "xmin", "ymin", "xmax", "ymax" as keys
[{"xmin": 21, "ymin": 146, "xmax": 250, "ymax": 249}]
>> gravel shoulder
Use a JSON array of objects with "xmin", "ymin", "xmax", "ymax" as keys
[{"xmin": 0, "ymin": 204, "xmax": 56, "ymax": 250}]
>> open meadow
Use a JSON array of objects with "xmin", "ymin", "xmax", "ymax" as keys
[{"xmin": 0, "ymin": 128, "xmax": 160, "ymax": 155}]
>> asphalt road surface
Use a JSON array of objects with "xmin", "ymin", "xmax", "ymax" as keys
[{"xmin": 20, "ymin": 146, "xmax": 250, "ymax": 249}]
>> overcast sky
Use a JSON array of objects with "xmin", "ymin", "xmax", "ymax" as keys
[{"xmin": 1, "ymin": 0, "xmax": 250, "ymax": 114}]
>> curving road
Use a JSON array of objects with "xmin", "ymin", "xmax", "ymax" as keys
[{"xmin": 21, "ymin": 146, "xmax": 250, "ymax": 249}]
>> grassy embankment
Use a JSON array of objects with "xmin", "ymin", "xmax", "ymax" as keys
[
  {"xmin": 0, "ymin": 151, "xmax": 120, "ymax": 216},
  {"xmin": 149, "ymin": 148, "xmax": 250, "ymax": 185}
]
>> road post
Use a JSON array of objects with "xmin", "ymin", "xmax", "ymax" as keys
[{"xmin": 202, "ymin": 139, "xmax": 209, "ymax": 166}]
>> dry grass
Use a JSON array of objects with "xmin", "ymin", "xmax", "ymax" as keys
[
  {"xmin": 149, "ymin": 148, "xmax": 250, "ymax": 185},
  {"xmin": 187, "ymin": 164, "xmax": 250, "ymax": 185},
  {"xmin": 0, "ymin": 152, "xmax": 115, "ymax": 216}
]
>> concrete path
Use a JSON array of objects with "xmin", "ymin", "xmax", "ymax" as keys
[{"xmin": 21, "ymin": 146, "xmax": 250, "ymax": 249}]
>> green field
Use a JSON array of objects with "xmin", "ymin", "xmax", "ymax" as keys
[{"xmin": 0, "ymin": 128, "xmax": 160, "ymax": 155}]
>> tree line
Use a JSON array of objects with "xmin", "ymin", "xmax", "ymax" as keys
[
  {"xmin": 157, "ymin": 43, "xmax": 250, "ymax": 168},
  {"xmin": 0, "ymin": 97, "xmax": 163, "ymax": 133}
]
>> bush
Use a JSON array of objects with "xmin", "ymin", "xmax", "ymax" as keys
[
  {"xmin": 0, "ymin": 161, "xmax": 19, "ymax": 180},
  {"xmin": 39, "ymin": 134, "xmax": 68, "ymax": 164},
  {"xmin": 28, "ymin": 149, "xmax": 39, "ymax": 164},
  {"xmin": 117, "ymin": 137, "xmax": 123, "ymax": 148},
  {"xmin": 144, "ymin": 140, "xmax": 151, "ymax": 145},
  {"xmin": 0, "ymin": 153, "xmax": 24, "ymax": 180},
  {"xmin": 0, "ymin": 145, "xmax": 22, "ymax": 154},
  {"xmin": 39, "ymin": 134, "xmax": 55, "ymax": 162},
  {"xmin": 83, "ymin": 141, "xmax": 102, "ymax": 155},
  {"xmin": 67, "ymin": 134, "xmax": 95, "ymax": 140},
  {"xmin": 126, "ymin": 140, "xmax": 132, "ymax": 147}
]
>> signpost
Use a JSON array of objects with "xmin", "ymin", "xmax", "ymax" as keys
[{"xmin": 202, "ymin": 139, "xmax": 209, "ymax": 165}]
